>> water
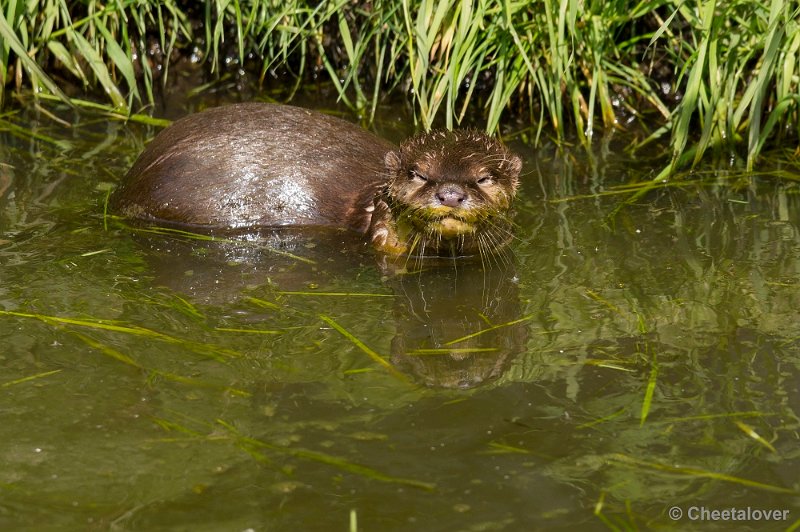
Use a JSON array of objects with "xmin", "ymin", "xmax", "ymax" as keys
[{"xmin": 1, "ymin": 102, "xmax": 799, "ymax": 531}]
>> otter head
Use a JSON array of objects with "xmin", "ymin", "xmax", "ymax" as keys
[{"xmin": 382, "ymin": 130, "xmax": 522, "ymax": 257}]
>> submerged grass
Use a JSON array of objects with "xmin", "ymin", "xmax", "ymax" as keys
[
  {"xmin": 640, "ymin": 347, "xmax": 658, "ymax": 426},
  {"xmin": 0, "ymin": 309, "xmax": 250, "ymax": 395},
  {"xmin": 217, "ymin": 418, "xmax": 436, "ymax": 490},
  {"xmin": 0, "ymin": 308, "xmax": 242, "ymax": 362},
  {"xmin": 1, "ymin": 0, "xmax": 798, "ymax": 170},
  {"xmin": 734, "ymin": 421, "xmax": 778, "ymax": 453},
  {"xmin": 319, "ymin": 314, "xmax": 410, "ymax": 383},
  {"xmin": 443, "ymin": 313, "xmax": 536, "ymax": 345},
  {"xmin": 1, "ymin": 369, "xmax": 62, "ymax": 388},
  {"xmin": 278, "ymin": 291, "xmax": 395, "ymax": 297},
  {"xmin": 607, "ymin": 453, "xmax": 800, "ymax": 495},
  {"xmin": 71, "ymin": 331, "xmax": 250, "ymax": 396},
  {"xmin": 152, "ymin": 412, "xmax": 435, "ymax": 490}
]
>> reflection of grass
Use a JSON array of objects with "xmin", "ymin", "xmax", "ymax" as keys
[
  {"xmin": 0, "ymin": 115, "xmax": 72, "ymax": 150},
  {"xmin": 40, "ymin": 94, "xmax": 172, "ymax": 126},
  {"xmin": 552, "ymin": 162, "xmax": 800, "ymax": 218},
  {"xmin": 550, "ymin": 168, "xmax": 745, "ymax": 204}
]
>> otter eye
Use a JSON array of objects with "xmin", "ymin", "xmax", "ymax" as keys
[
  {"xmin": 410, "ymin": 169, "xmax": 428, "ymax": 182},
  {"xmin": 476, "ymin": 175, "xmax": 493, "ymax": 185}
]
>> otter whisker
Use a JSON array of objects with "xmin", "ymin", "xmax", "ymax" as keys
[
  {"xmin": 476, "ymin": 221, "xmax": 514, "ymax": 267},
  {"xmin": 477, "ymin": 233, "xmax": 501, "ymax": 269}
]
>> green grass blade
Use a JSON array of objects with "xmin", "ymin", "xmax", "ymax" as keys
[
  {"xmin": 0, "ymin": 10, "xmax": 71, "ymax": 105},
  {"xmin": 72, "ymin": 331, "xmax": 250, "ymax": 396},
  {"xmin": 217, "ymin": 419, "xmax": 435, "ymax": 490},
  {"xmin": 640, "ymin": 355, "xmax": 658, "ymax": 426},
  {"xmin": 609, "ymin": 453, "xmax": 799, "ymax": 495},
  {"xmin": 319, "ymin": 314, "xmax": 409, "ymax": 382},
  {"xmin": 93, "ymin": 15, "xmax": 140, "ymax": 106},
  {"xmin": 66, "ymin": 28, "xmax": 128, "ymax": 111},
  {"xmin": 671, "ymin": 0, "xmax": 715, "ymax": 169},
  {"xmin": 746, "ymin": 0, "xmax": 785, "ymax": 170},
  {"xmin": 45, "ymin": 41, "xmax": 88, "ymax": 83},
  {"xmin": 0, "ymin": 309, "xmax": 242, "ymax": 362},
  {"xmin": 1, "ymin": 369, "xmax": 63, "ymax": 388}
]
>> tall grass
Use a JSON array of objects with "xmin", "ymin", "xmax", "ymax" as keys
[
  {"xmin": 0, "ymin": 0, "xmax": 798, "ymax": 168},
  {"xmin": 663, "ymin": 0, "xmax": 800, "ymax": 170}
]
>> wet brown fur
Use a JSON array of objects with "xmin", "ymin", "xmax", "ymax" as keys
[
  {"xmin": 369, "ymin": 129, "xmax": 522, "ymax": 258},
  {"xmin": 112, "ymin": 103, "xmax": 392, "ymax": 231},
  {"xmin": 112, "ymin": 103, "xmax": 522, "ymax": 257}
]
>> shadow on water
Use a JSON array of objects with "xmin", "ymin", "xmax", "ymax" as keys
[{"xmin": 1, "ymin": 102, "xmax": 799, "ymax": 530}]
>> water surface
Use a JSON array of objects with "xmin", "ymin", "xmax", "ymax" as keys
[{"xmin": 1, "ymin": 102, "xmax": 799, "ymax": 531}]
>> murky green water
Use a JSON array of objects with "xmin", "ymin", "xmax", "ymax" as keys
[{"xmin": 1, "ymin": 101, "xmax": 799, "ymax": 531}]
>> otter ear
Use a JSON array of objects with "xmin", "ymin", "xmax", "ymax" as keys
[
  {"xmin": 385, "ymin": 151, "xmax": 402, "ymax": 172},
  {"xmin": 506, "ymin": 154, "xmax": 522, "ymax": 178}
]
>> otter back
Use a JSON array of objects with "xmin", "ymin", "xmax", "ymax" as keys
[{"xmin": 112, "ymin": 103, "xmax": 393, "ymax": 231}]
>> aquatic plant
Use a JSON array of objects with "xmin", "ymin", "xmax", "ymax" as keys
[{"xmin": 0, "ymin": 0, "xmax": 798, "ymax": 169}]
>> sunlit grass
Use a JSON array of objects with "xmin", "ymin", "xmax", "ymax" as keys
[
  {"xmin": 1, "ymin": 0, "xmax": 797, "ymax": 171},
  {"xmin": 660, "ymin": 0, "xmax": 800, "ymax": 170}
]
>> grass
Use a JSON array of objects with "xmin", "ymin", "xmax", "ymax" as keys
[
  {"xmin": 607, "ymin": 453, "xmax": 800, "ymax": 495},
  {"xmin": 319, "ymin": 314, "xmax": 411, "ymax": 382},
  {"xmin": 0, "ymin": 0, "xmax": 798, "ymax": 171},
  {"xmin": 0, "ymin": 309, "xmax": 252, "ymax": 395},
  {"xmin": 145, "ymin": 413, "xmax": 436, "ymax": 490},
  {"xmin": 0, "ymin": 308, "xmax": 243, "ymax": 362}
]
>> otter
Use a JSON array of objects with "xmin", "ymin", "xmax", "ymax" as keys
[{"xmin": 112, "ymin": 103, "xmax": 522, "ymax": 257}]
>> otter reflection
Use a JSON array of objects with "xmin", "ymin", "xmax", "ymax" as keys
[
  {"xmin": 385, "ymin": 257, "xmax": 526, "ymax": 388},
  {"xmin": 125, "ymin": 227, "xmax": 526, "ymax": 388}
]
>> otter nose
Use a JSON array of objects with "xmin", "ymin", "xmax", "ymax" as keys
[{"xmin": 435, "ymin": 185, "xmax": 467, "ymax": 208}]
